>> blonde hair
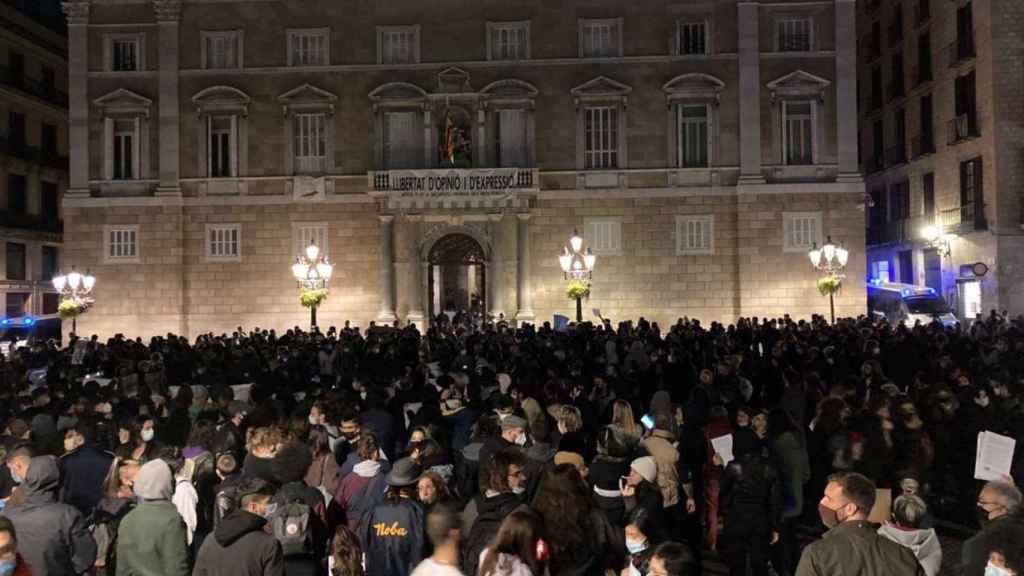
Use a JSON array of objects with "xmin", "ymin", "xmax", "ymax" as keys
[
  {"xmin": 246, "ymin": 426, "xmax": 284, "ymax": 456},
  {"xmin": 557, "ymin": 405, "xmax": 583, "ymax": 433},
  {"xmin": 612, "ymin": 399, "xmax": 641, "ymax": 438}
]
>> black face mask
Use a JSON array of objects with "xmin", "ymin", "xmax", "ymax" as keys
[{"xmin": 978, "ymin": 507, "xmax": 998, "ymax": 529}]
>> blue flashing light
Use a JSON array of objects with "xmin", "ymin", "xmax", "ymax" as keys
[
  {"xmin": 901, "ymin": 289, "xmax": 912, "ymax": 297},
  {"xmin": 23, "ymin": 316, "xmax": 34, "ymax": 326},
  {"xmin": 1, "ymin": 319, "xmax": 8, "ymax": 325},
  {"xmin": 868, "ymin": 278, "xmax": 883, "ymax": 285}
]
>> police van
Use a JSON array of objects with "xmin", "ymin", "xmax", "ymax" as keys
[
  {"xmin": 867, "ymin": 280, "xmax": 958, "ymax": 327},
  {"xmin": 0, "ymin": 314, "xmax": 62, "ymax": 356}
]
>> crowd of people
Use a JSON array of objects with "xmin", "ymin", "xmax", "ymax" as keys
[{"xmin": 1, "ymin": 310, "xmax": 1023, "ymax": 576}]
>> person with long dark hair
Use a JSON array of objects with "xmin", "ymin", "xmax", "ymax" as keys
[
  {"xmin": 478, "ymin": 509, "xmax": 546, "ymax": 576},
  {"xmin": 532, "ymin": 463, "xmax": 624, "ymax": 575}
]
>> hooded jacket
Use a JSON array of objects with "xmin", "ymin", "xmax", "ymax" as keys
[
  {"xmin": 115, "ymin": 459, "xmax": 190, "ymax": 576},
  {"xmin": 193, "ymin": 510, "xmax": 285, "ymax": 576},
  {"xmin": 3, "ymin": 456, "xmax": 97, "ymax": 576},
  {"xmin": 877, "ymin": 524, "xmax": 942, "ymax": 576},
  {"xmin": 335, "ymin": 459, "xmax": 390, "ymax": 532},
  {"xmin": 462, "ymin": 492, "xmax": 527, "ymax": 576},
  {"xmin": 794, "ymin": 520, "xmax": 925, "ymax": 576}
]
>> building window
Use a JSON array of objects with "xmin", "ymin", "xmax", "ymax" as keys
[
  {"xmin": 677, "ymin": 104, "xmax": 709, "ymax": 168},
  {"xmin": 783, "ymin": 101, "xmax": 814, "ymax": 165},
  {"xmin": 677, "ymin": 21, "xmax": 707, "ymax": 55},
  {"xmin": 202, "ymin": 31, "xmax": 242, "ymax": 69},
  {"xmin": 871, "ymin": 260, "xmax": 891, "ymax": 282},
  {"xmin": 5, "ymin": 243, "xmax": 25, "ymax": 281},
  {"xmin": 890, "ymin": 181, "xmax": 910, "ymax": 221},
  {"xmin": 487, "ymin": 21, "xmax": 529, "ymax": 61},
  {"xmin": 8, "ymin": 112, "xmax": 24, "ymax": 147},
  {"xmin": 288, "ymin": 29, "xmax": 329, "ymax": 66},
  {"xmin": 41, "ymin": 181, "xmax": 58, "ymax": 222},
  {"xmin": 584, "ymin": 106, "xmax": 619, "ymax": 169},
  {"xmin": 675, "ymin": 215, "xmax": 714, "ymax": 255},
  {"xmin": 378, "ymin": 26, "xmax": 420, "ymax": 65},
  {"xmin": 585, "ymin": 219, "xmax": 622, "ymax": 255},
  {"xmin": 41, "ymin": 246, "xmax": 58, "ymax": 281},
  {"xmin": 495, "ymin": 109, "xmax": 529, "ymax": 168},
  {"xmin": 105, "ymin": 226, "xmax": 139, "ymax": 261},
  {"xmin": 41, "ymin": 123, "xmax": 57, "ymax": 157},
  {"xmin": 107, "ymin": 35, "xmax": 142, "ymax": 71},
  {"xmin": 207, "ymin": 115, "xmax": 237, "ymax": 178},
  {"xmin": 111, "ymin": 118, "xmax": 138, "ymax": 180},
  {"xmin": 382, "ymin": 111, "xmax": 419, "ymax": 169},
  {"xmin": 579, "ymin": 18, "xmax": 622, "ymax": 58},
  {"xmin": 7, "ymin": 174, "xmax": 26, "ymax": 215},
  {"xmin": 922, "ymin": 172, "xmax": 935, "ymax": 219},
  {"xmin": 777, "ymin": 18, "xmax": 813, "ymax": 52},
  {"xmin": 293, "ymin": 223, "xmax": 328, "ymax": 259},
  {"xmin": 782, "ymin": 212, "xmax": 821, "ymax": 252},
  {"xmin": 5, "ymin": 293, "xmax": 27, "ymax": 317},
  {"xmin": 294, "ymin": 113, "xmax": 327, "ymax": 174},
  {"xmin": 206, "ymin": 224, "xmax": 241, "ymax": 261}
]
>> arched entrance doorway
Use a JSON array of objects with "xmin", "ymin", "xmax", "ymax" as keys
[{"xmin": 427, "ymin": 233, "xmax": 486, "ymax": 321}]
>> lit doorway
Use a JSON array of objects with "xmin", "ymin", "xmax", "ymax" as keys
[
  {"xmin": 427, "ymin": 233, "xmax": 486, "ymax": 321},
  {"xmin": 958, "ymin": 279, "xmax": 982, "ymax": 322}
]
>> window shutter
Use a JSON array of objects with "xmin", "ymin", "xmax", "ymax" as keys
[
  {"xmin": 132, "ymin": 117, "xmax": 141, "ymax": 179},
  {"xmin": 230, "ymin": 115, "xmax": 239, "ymax": 177},
  {"xmin": 104, "ymin": 117, "xmax": 114, "ymax": 180}
]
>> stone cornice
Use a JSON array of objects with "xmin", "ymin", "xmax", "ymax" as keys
[
  {"xmin": 152, "ymin": 0, "xmax": 182, "ymax": 22},
  {"xmin": 61, "ymin": 1, "xmax": 91, "ymax": 25}
]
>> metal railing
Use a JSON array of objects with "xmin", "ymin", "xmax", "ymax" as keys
[
  {"xmin": 946, "ymin": 34, "xmax": 975, "ymax": 68},
  {"xmin": 911, "ymin": 133, "xmax": 935, "ymax": 158},
  {"xmin": 867, "ymin": 217, "xmax": 925, "ymax": 246},
  {"xmin": 0, "ymin": 211, "xmax": 63, "ymax": 234},
  {"xmin": 947, "ymin": 114, "xmax": 979, "ymax": 145},
  {"xmin": 0, "ymin": 67, "xmax": 68, "ymax": 108},
  {"xmin": 939, "ymin": 203, "xmax": 987, "ymax": 232}
]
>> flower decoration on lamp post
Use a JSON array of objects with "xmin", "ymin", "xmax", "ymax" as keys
[
  {"xmin": 291, "ymin": 242, "xmax": 332, "ymax": 329},
  {"xmin": 52, "ymin": 266, "xmax": 96, "ymax": 334},
  {"xmin": 808, "ymin": 235, "xmax": 849, "ymax": 324},
  {"xmin": 558, "ymin": 229, "xmax": 596, "ymax": 323}
]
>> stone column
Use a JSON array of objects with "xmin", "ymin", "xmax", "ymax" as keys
[
  {"xmin": 405, "ymin": 215, "xmax": 425, "ymax": 326},
  {"xmin": 376, "ymin": 215, "xmax": 397, "ymax": 324},
  {"xmin": 835, "ymin": 0, "xmax": 861, "ymax": 182},
  {"xmin": 737, "ymin": 1, "xmax": 764, "ymax": 183},
  {"xmin": 62, "ymin": 2, "xmax": 90, "ymax": 198},
  {"xmin": 515, "ymin": 213, "xmax": 535, "ymax": 324},
  {"xmin": 487, "ymin": 213, "xmax": 505, "ymax": 320},
  {"xmin": 153, "ymin": 0, "xmax": 181, "ymax": 196}
]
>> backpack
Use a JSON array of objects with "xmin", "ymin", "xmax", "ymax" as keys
[{"xmin": 269, "ymin": 499, "xmax": 316, "ymax": 557}]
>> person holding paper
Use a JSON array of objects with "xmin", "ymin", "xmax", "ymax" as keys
[
  {"xmin": 961, "ymin": 481, "xmax": 1023, "ymax": 576},
  {"xmin": 720, "ymin": 428, "xmax": 781, "ymax": 576}
]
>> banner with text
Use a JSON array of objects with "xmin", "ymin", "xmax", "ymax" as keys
[{"xmin": 374, "ymin": 168, "xmax": 536, "ymax": 197}]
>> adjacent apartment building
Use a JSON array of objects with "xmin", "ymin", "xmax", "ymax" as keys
[
  {"xmin": 0, "ymin": 0, "xmax": 68, "ymax": 319},
  {"xmin": 61, "ymin": 0, "xmax": 866, "ymax": 338},
  {"xmin": 859, "ymin": 0, "xmax": 1024, "ymax": 320}
]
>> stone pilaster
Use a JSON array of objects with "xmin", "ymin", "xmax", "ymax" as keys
[
  {"xmin": 515, "ymin": 213, "xmax": 535, "ymax": 324},
  {"xmin": 404, "ymin": 215, "xmax": 425, "ymax": 326},
  {"xmin": 376, "ymin": 215, "xmax": 397, "ymax": 324},
  {"xmin": 737, "ymin": 2, "xmax": 764, "ymax": 183},
  {"xmin": 487, "ymin": 213, "xmax": 505, "ymax": 320},
  {"xmin": 835, "ymin": 0, "xmax": 862, "ymax": 182},
  {"xmin": 154, "ymin": 0, "xmax": 182, "ymax": 196},
  {"xmin": 62, "ymin": 1, "xmax": 90, "ymax": 198}
]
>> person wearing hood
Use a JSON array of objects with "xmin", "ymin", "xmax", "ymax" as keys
[
  {"xmin": 877, "ymin": 495, "xmax": 942, "ymax": 576},
  {"xmin": 334, "ymin": 433, "xmax": 391, "ymax": 533},
  {"xmin": 115, "ymin": 458, "xmax": 190, "ymax": 576},
  {"xmin": 2, "ymin": 455, "xmax": 97, "ymax": 576},
  {"xmin": 193, "ymin": 477, "xmax": 285, "ymax": 576}
]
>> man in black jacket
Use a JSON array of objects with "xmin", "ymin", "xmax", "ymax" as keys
[
  {"xmin": 270, "ymin": 442, "xmax": 328, "ymax": 576},
  {"xmin": 720, "ymin": 429, "xmax": 782, "ymax": 576},
  {"xmin": 462, "ymin": 449, "xmax": 529, "ymax": 576},
  {"xmin": 58, "ymin": 418, "xmax": 114, "ymax": 518},
  {"xmin": 194, "ymin": 477, "xmax": 285, "ymax": 576},
  {"xmin": 3, "ymin": 456, "xmax": 96, "ymax": 576}
]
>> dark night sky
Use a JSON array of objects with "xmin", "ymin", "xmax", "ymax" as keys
[{"xmin": 8, "ymin": 0, "xmax": 66, "ymax": 32}]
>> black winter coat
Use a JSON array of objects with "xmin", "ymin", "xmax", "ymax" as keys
[
  {"xmin": 462, "ymin": 492, "xmax": 526, "ymax": 576},
  {"xmin": 721, "ymin": 453, "xmax": 783, "ymax": 535},
  {"xmin": 193, "ymin": 510, "xmax": 285, "ymax": 576},
  {"xmin": 59, "ymin": 444, "xmax": 115, "ymax": 518}
]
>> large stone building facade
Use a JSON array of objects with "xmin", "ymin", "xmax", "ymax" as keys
[
  {"xmin": 0, "ymin": 2, "xmax": 68, "ymax": 319},
  {"xmin": 62, "ymin": 0, "xmax": 866, "ymax": 338},
  {"xmin": 859, "ymin": 0, "xmax": 1024, "ymax": 319}
]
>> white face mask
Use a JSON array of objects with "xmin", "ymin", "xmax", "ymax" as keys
[
  {"xmin": 515, "ymin": 432, "xmax": 527, "ymax": 446},
  {"xmin": 512, "ymin": 485, "xmax": 525, "ymax": 495},
  {"xmin": 141, "ymin": 429, "xmax": 155, "ymax": 443},
  {"xmin": 308, "ymin": 414, "xmax": 321, "ymax": 426},
  {"xmin": 985, "ymin": 561, "xmax": 1011, "ymax": 576}
]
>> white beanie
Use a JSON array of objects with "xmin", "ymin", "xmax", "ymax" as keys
[{"xmin": 630, "ymin": 456, "xmax": 658, "ymax": 484}]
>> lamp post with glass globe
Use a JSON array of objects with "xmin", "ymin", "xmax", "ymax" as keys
[
  {"xmin": 558, "ymin": 229, "xmax": 596, "ymax": 323},
  {"xmin": 808, "ymin": 236, "xmax": 849, "ymax": 324},
  {"xmin": 291, "ymin": 242, "xmax": 333, "ymax": 329},
  {"xmin": 52, "ymin": 267, "xmax": 96, "ymax": 334}
]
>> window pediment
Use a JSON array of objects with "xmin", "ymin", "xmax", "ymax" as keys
[
  {"xmin": 436, "ymin": 67, "xmax": 472, "ymax": 93},
  {"xmin": 278, "ymin": 83, "xmax": 337, "ymax": 115},
  {"xmin": 571, "ymin": 76, "xmax": 632, "ymax": 106},
  {"xmin": 662, "ymin": 73, "xmax": 725, "ymax": 104},
  {"xmin": 192, "ymin": 85, "xmax": 251, "ymax": 116},
  {"xmin": 93, "ymin": 88, "xmax": 152, "ymax": 117},
  {"xmin": 369, "ymin": 82, "xmax": 430, "ymax": 110},
  {"xmin": 480, "ymin": 79, "xmax": 539, "ymax": 99},
  {"xmin": 765, "ymin": 70, "xmax": 831, "ymax": 101}
]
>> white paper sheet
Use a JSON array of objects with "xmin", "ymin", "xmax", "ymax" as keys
[
  {"xmin": 711, "ymin": 433, "xmax": 735, "ymax": 466},
  {"xmin": 974, "ymin": 431, "xmax": 1016, "ymax": 482}
]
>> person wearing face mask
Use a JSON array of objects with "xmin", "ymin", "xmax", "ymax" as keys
[
  {"xmin": 476, "ymin": 416, "xmax": 526, "ymax": 490},
  {"xmin": 981, "ymin": 518, "xmax": 1024, "ymax": 576},
  {"xmin": 620, "ymin": 507, "xmax": 661, "ymax": 576},
  {"xmin": 2, "ymin": 456, "xmax": 97, "ymax": 576},
  {"xmin": 462, "ymin": 450, "xmax": 530, "ymax": 576},
  {"xmin": 2, "ymin": 446, "xmax": 33, "ymax": 509},
  {"xmin": 58, "ymin": 419, "xmax": 115, "ymax": 519},
  {"xmin": 0, "ymin": 516, "xmax": 30, "ymax": 576},
  {"xmin": 115, "ymin": 459, "xmax": 189, "ymax": 576},
  {"xmin": 794, "ymin": 472, "xmax": 924, "ymax": 576},
  {"xmin": 962, "ymin": 482, "xmax": 1023, "ymax": 576},
  {"xmin": 193, "ymin": 478, "xmax": 285, "ymax": 576}
]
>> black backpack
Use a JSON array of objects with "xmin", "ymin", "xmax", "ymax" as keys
[{"xmin": 268, "ymin": 497, "xmax": 316, "ymax": 557}]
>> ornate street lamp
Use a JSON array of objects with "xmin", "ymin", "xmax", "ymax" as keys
[
  {"xmin": 291, "ymin": 242, "xmax": 333, "ymax": 329},
  {"xmin": 52, "ymin": 266, "xmax": 96, "ymax": 334},
  {"xmin": 808, "ymin": 235, "xmax": 849, "ymax": 324},
  {"xmin": 558, "ymin": 229, "xmax": 596, "ymax": 323}
]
